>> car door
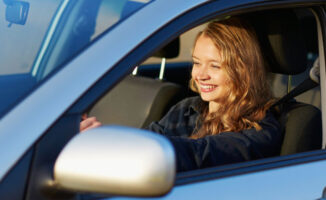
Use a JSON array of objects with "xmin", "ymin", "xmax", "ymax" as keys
[
  {"xmin": 76, "ymin": 1, "xmax": 326, "ymax": 200},
  {"xmin": 72, "ymin": 1, "xmax": 326, "ymax": 200}
]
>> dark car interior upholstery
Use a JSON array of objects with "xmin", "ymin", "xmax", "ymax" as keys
[
  {"xmin": 249, "ymin": 10, "xmax": 322, "ymax": 155},
  {"xmin": 89, "ymin": 38, "xmax": 186, "ymax": 128},
  {"xmin": 89, "ymin": 75, "xmax": 185, "ymax": 128}
]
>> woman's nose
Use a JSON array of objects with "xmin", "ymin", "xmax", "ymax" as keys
[{"xmin": 196, "ymin": 66, "xmax": 210, "ymax": 80}]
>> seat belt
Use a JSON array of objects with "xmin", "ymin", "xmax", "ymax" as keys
[{"xmin": 274, "ymin": 58, "xmax": 320, "ymax": 106}]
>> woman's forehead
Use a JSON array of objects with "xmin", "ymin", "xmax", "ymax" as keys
[{"xmin": 192, "ymin": 34, "xmax": 222, "ymax": 62}]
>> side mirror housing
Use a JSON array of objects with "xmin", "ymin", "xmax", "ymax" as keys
[
  {"xmin": 54, "ymin": 126, "xmax": 176, "ymax": 197},
  {"xmin": 5, "ymin": 0, "xmax": 29, "ymax": 26}
]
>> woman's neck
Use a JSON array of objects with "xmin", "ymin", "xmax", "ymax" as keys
[{"xmin": 208, "ymin": 101, "xmax": 221, "ymax": 113}]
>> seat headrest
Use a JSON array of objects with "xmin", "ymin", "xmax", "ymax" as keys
[
  {"xmin": 152, "ymin": 38, "xmax": 180, "ymax": 59},
  {"xmin": 248, "ymin": 10, "xmax": 308, "ymax": 75}
]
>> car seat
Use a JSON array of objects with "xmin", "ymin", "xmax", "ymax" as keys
[
  {"xmin": 89, "ymin": 38, "xmax": 186, "ymax": 128},
  {"xmin": 248, "ymin": 10, "xmax": 322, "ymax": 155}
]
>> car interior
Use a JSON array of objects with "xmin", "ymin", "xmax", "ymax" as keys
[{"xmin": 89, "ymin": 7, "xmax": 322, "ymax": 165}]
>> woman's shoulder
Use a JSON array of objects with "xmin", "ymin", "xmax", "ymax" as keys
[
  {"xmin": 255, "ymin": 108, "xmax": 282, "ymax": 137},
  {"xmin": 161, "ymin": 96, "xmax": 203, "ymax": 124},
  {"xmin": 175, "ymin": 96, "xmax": 202, "ymax": 107},
  {"xmin": 260, "ymin": 109, "xmax": 280, "ymax": 125},
  {"xmin": 147, "ymin": 96, "xmax": 202, "ymax": 136},
  {"xmin": 172, "ymin": 96, "xmax": 204, "ymax": 112}
]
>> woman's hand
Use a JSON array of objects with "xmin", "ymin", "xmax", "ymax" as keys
[{"xmin": 80, "ymin": 114, "xmax": 102, "ymax": 132}]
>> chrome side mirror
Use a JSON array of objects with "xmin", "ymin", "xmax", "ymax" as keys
[{"xmin": 54, "ymin": 126, "xmax": 176, "ymax": 197}]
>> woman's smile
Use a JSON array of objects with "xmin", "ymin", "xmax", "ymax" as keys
[{"xmin": 198, "ymin": 83, "xmax": 218, "ymax": 93}]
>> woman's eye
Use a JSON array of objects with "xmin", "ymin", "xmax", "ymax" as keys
[
  {"xmin": 192, "ymin": 61, "xmax": 200, "ymax": 66},
  {"xmin": 212, "ymin": 65, "xmax": 221, "ymax": 69}
]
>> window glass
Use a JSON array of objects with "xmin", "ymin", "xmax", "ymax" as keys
[
  {"xmin": 0, "ymin": 0, "xmax": 152, "ymax": 118},
  {"xmin": 0, "ymin": 0, "xmax": 60, "ymax": 75}
]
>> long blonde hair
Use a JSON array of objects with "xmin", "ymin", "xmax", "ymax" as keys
[{"xmin": 190, "ymin": 17, "xmax": 274, "ymax": 139}]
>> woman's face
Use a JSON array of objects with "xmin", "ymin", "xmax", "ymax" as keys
[{"xmin": 192, "ymin": 34, "xmax": 229, "ymax": 104}]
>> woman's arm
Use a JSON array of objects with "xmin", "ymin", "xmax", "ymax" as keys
[{"xmin": 168, "ymin": 112, "xmax": 282, "ymax": 172}]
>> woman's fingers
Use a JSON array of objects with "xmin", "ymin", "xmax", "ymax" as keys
[
  {"xmin": 82, "ymin": 113, "xmax": 88, "ymax": 120},
  {"xmin": 80, "ymin": 116, "xmax": 102, "ymax": 132}
]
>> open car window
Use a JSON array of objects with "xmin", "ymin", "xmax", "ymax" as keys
[{"xmin": 88, "ymin": 7, "xmax": 322, "ymax": 175}]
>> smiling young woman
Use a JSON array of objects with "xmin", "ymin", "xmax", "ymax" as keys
[
  {"xmin": 146, "ymin": 17, "xmax": 281, "ymax": 171},
  {"xmin": 189, "ymin": 18, "xmax": 275, "ymax": 139},
  {"xmin": 80, "ymin": 17, "xmax": 282, "ymax": 172}
]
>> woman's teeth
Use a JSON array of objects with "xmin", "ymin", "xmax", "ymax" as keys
[{"xmin": 201, "ymin": 85, "xmax": 217, "ymax": 89}]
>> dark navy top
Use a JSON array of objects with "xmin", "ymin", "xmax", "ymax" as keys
[{"xmin": 147, "ymin": 96, "xmax": 282, "ymax": 172}]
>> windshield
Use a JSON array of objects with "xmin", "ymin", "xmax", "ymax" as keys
[{"xmin": 0, "ymin": 0, "xmax": 152, "ymax": 117}]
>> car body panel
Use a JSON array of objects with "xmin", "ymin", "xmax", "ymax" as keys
[{"xmin": 110, "ymin": 159, "xmax": 326, "ymax": 200}]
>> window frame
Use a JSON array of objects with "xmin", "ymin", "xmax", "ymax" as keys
[{"xmin": 69, "ymin": 1, "xmax": 326, "ymax": 186}]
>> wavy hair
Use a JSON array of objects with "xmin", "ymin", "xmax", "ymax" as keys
[{"xmin": 190, "ymin": 17, "xmax": 275, "ymax": 139}]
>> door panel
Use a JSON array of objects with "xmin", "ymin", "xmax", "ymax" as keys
[{"xmin": 109, "ymin": 159, "xmax": 326, "ymax": 200}]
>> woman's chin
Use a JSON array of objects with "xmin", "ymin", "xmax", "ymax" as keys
[{"xmin": 199, "ymin": 95, "xmax": 214, "ymax": 102}]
